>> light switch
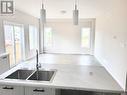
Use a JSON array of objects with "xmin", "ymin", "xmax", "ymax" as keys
[{"xmin": 120, "ymin": 42, "xmax": 127, "ymax": 48}]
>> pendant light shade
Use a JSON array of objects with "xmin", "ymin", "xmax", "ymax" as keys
[
  {"xmin": 73, "ymin": 5, "xmax": 79, "ymax": 25},
  {"xmin": 40, "ymin": 3, "xmax": 46, "ymax": 24}
]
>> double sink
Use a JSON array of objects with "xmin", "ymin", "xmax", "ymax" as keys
[{"xmin": 5, "ymin": 69, "xmax": 56, "ymax": 82}]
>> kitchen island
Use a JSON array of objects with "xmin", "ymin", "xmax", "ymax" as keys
[{"xmin": 0, "ymin": 59, "xmax": 124, "ymax": 95}]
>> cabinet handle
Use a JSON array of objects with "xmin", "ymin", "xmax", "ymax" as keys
[
  {"xmin": 33, "ymin": 89, "xmax": 45, "ymax": 92},
  {"xmin": 2, "ymin": 56, "xmax": 7, "ymax": 59},
  {"xmin": 2, "ymin": 87, "xmax": 14, "ymax": 90}
]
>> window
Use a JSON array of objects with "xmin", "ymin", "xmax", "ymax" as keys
[
  {"xmin": 81, "ymin": 28, "xmax": 91, "ymax": 48},
  {"xmin": 4, "ymin": 22, "xmax": 24, "ymax": 66},
  {"xmin": 29, "ymin": 25, "xmax": 38, "ymax": 50},
  {"xmin": 44, "ymin": 27, "xmax": 53, "ymax": 47}
]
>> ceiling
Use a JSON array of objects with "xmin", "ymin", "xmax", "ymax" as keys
[{"xmin": 14, "ymin": 0, "xmax": 113, "ymax": 18}]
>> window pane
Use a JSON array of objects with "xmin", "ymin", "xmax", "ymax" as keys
[
  {"xmin": 44, "ymin": 27, "xmax": 53, "ymax": 47},
  {"xmin": 4, "ymin": 25, "xmax": 15, "ymax": 65},
  {"xmin": 81, "ymin": 28, "xmax": 90, "ymax": 48},
  {"xmin": 14, "ymin": 26, "xmax": 22, "ymax": 63},
  {"xmin": 29, "ymin": 25, "xmax": 38, "ymax": 50}
]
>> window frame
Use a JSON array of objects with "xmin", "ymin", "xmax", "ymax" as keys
[
  {"xmin": 3, "ymin": 21, "xmax": 24, "ymax": 67},
  {"xmin": 80, "ymin": 20, "xmax": 95, "ymax": 55},
  {"xmin": 81, "ymin": 27, "xmax": 91, "ymax": 48}
]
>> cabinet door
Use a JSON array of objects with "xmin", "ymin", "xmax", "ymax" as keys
[
  {"xmin": 0, "ymin": 55, "xmax": 10, "ymax": 74},
  {"xmin": 25, "ymin": 87, "xmax": 56, "ymax": 95},
  {"xmin": 0, "ymin": 85, "xmax": 24, "ymax": 95}
]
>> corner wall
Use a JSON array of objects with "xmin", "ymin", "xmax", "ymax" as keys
[{"xmin": 95, "ymin": 0, "xmax": 127, "ymax": 90}]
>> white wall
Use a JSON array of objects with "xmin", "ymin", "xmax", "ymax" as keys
[
  {"xmin": 0, "ymin": 10, "xmax": 39, "ymax": 60},
  {"xmin": 95, "ymin": 0, "xmax": 127, "ymax": 90},
  {"xmin": 43, "ymin": 19, "xmax": 95, "ymax": 54}
]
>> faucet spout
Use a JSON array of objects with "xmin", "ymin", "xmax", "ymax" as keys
[
  {"xmin": 36, "ymin": 50, "xmax": 41, "ymax": 71},
  {"xmin": 36, "ymin": 50, "xmax": 39, "ymax": 64}
]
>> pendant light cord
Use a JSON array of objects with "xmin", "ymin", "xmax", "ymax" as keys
[
  {"xmin": 42, "ymin": 0, "xmax": 44, "ymax": 9},
  {"xmin": 74, "ymin": 0, "xmax": 78, "ymax": 10}
]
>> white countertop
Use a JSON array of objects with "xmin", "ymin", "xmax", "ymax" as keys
[{"xmin": 0, "ymin": 61, "xmax": 124, "ymax": 93}]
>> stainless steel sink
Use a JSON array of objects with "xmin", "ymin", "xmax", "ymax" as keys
[
  {"xmin": 28, "ymin": 70, "xmax": 56, "ymax": 81},
  {"xmin": 4, "ymin": 69, "xmax": 56, "ymax": 82},
  {"xmin": 5, "ymin": 69, "xmax": 34, "ymax": 80}
]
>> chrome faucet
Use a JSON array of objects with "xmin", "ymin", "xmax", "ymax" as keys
[{"xmin": 36, "ymin": 50, "xmax": 41, "ymax": 71}]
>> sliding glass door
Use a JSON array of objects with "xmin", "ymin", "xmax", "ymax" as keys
[
  {"xmin": 14, "ymin": 26, "xmax": 22, "ymax": 64},
  {"xmin": 4, "ymin": 25, "xmax": 15, "ymax": 65},
  {"xmin": 4, "ymin": 23, "xmax": 24, "ymax": 66}
]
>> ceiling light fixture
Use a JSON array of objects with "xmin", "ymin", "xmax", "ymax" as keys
[
  {"xmin": 73, "ymin": 0, "xmax": 79, "ymax": 25},
  {"xmin": 40, "ymin": 0, "xmax": 46, "ymax": 24}
]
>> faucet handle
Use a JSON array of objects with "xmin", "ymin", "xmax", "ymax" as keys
[
  {"xmin": 39, "ymin": 63, "xmax": 41, "ymax": 68},
  {"xmin": 36, "ymin": 49, "xmax": 38, "ymax": 54}
]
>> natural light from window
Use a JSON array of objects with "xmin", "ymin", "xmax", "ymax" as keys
[
  {"xmin": 81, "ymin": 28, "xmax": 90, "ymax": 48},
  {"xmin": 29, "ymin": 25, "xmax": 38, "ymax": 50},
  {"xmin": 44, "ymin": 27, "xmax": 53, "ymax": 48},
  {"xmin": 4, "ymin": 23, "xmax": 23, "ymax": 66}
]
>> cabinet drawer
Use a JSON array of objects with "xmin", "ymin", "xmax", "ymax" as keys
[
  {"xmin": 25, "ymin": 87, "xmax": 56, "ymax": 95},
  {"xmin": 0, "ymin": 85, "xmax": 24, "ymax": 95}
]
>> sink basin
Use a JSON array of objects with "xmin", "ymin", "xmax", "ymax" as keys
[
  {"xmin": 28, "ymin": 70, "xmax": 56, "ymax": 81},
  {"xmin": 4, "ymin": 69, "xmax": 56, "ymax": 82},
  {"xmin": 5, "ymin": 69, "xmax": 34, "ymax": 80}
]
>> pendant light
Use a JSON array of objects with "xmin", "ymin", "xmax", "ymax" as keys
[
  {"xmin": 73, "ymin": 0, "xmax": 79, "ymax": 25},
  {"xmin": 40, "ymin": 0, "xmax": 46, "ymax": 24}
]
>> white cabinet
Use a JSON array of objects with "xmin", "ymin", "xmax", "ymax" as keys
[
  {"xmin": 25, "ymin": 87, "xmax": 56, "ymax": 95},
  {"xmin": 0, "ymin": 85, "xmax": 24, "ymax": 95},
  {"xmin": 0, "ymin": 85, "xmax": 56, "ymax": 95},
  {"xmin": 0, "ymin": 53, "xmax": 10, "ymax": 74}
]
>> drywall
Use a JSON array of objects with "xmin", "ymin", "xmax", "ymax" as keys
[
  {"xmin": 0, "ymin": 10, "xmax": 39, "ymax": 61},
  {"xmin": 95, "ymin": 0, "xmax": 127, "ymax": 90},
  {"xmin": 43, "ymin": 19, "xmax": 95, "ymax": 54}
]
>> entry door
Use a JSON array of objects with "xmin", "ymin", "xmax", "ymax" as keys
[{"xmin": 4, "ymin": 23, "xmax": 23, "ymax": 66}]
